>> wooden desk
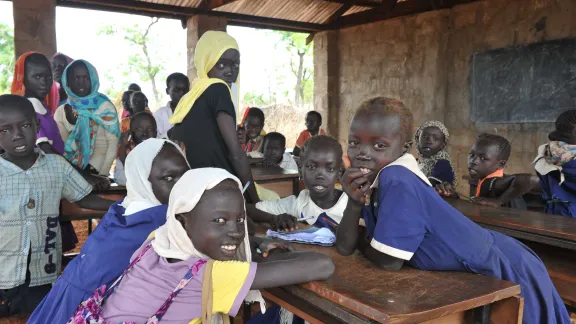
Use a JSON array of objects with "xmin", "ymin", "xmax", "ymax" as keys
[
  {"xmin": 252, "ymin": 166, "xmax": 300, "ymax": 198},
  {"xmin": 262, "ymin": 244, "xmax": 522, "ymax": 324},
  {"xmin": 447, "ymin": 198, "xmax": 576, "ymax": 308}
]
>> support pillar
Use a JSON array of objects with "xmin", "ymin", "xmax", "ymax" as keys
[
  {"xmin": 186, "ymin": 15, "xmax": 227, "ymax": 81},
  {"xmin": 313, "ymin": 30, "xmax": 340, "ymax": 139},
  {"xmin": 12, "ymin": 0, "xmax": 57, "ymax": 57}
]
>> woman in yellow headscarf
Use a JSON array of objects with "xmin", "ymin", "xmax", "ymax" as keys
[{"xmin": 169, "ymin": 31, "xmax": 266, "ymax": 203}]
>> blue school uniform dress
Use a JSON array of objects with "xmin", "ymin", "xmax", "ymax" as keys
[
  {"xmin": 362, "ymin": 154, "xmax": 570, "ymax": 324},
  {"xmin": 534, "ymin": 144, "xmax": 576, "ymax": 218},
  {"xmin": 29, "ymin": 201, "xmax": 168, "ymax": 324}
]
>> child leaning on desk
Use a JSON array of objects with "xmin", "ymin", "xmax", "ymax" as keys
[
  {"xmin": 335, "ymin": 96, "xmax": 570, "ymax": 324},
  {"xmin": 247, "ymin": 135, "xmax": 348, "ymax": 232},
  {"xmin": 0, "ymin": 95, "xmax": 115, "ymax": 317}
]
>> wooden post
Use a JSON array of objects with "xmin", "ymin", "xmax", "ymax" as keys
[
  {"xmin": 12, "ymin": 0, "xmax": 57, "ymax": 57},
  {"xmin": 186, "ymin": 15, "xmax": 227, "ymax": 81},
  {"xmin": 313, "ymin": 30, "xmax": 340, "ymax": 139}
]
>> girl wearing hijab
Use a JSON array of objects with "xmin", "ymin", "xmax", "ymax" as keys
[
  {"xmin": 29, "ymin": 139, "xmax": 190, "ymax": 324},
  {"xmin": 414, "ymin": 120, "xmax": 457, "ymax": 186},
  {"xmin": 54, "ymin": 59, "xmax": 120, "ymax": 176},
  {"xmin": 169, "ymin": 31, "xmax": 260, "ymax": 204},
  {"xmin": 67, "ymin": 168, "xmax": 334, "ymax": 323}
]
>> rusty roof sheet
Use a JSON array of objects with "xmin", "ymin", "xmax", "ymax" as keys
[{"xmin": 137, "ymin": 0, "xmax": 203, "ymax": 8}]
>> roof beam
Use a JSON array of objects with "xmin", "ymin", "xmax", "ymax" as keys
[
  {"xmin": 306, "ymin": 2, "xmax": 353, "ymax": 45},
  {"xmin": 57, "ymin": 0, "xmax": 325, "ymax": 32},
  {"xmin": 332, "ymin": 0, "xmax": 478, "ymax": 29},
  {"xmin": 322, "ymin": 0, "xmax": 382, "ymax": 8},
  {"xmin": 199, "ymin": 0, "xmax": 236, "ymax": 11}
]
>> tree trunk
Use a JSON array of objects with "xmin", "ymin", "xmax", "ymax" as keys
[
  {"xmin": 295, "ymin": 50, "xmax": 305, "ymax": 107},
  {"xmin": 142, "ymin": 43, "xmax": 159, "ymax": 105}
]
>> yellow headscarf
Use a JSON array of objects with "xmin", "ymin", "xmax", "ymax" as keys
[{"xmin": 169, "ymin": 31, "xmax": 239, "ymax": 124}]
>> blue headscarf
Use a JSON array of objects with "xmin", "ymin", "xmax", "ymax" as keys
[{"xmin": 61, "ymin": 59, "xmax": 120, "ymax": 168}]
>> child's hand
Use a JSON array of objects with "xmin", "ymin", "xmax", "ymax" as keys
[
  {"xmin": 435, "ymin": 182, "xmax": 456, "ymax": 197},
  {"xmin": 259, "ymin": 238, "xmax": 294, "ymax": 258},
  {"xmin": 119, "ymin": 131, "xmax": 130, "ymax": 147},
  {"xmin": 341, "ymin": 167, "xmax": 372, "ymax": 205},
  {"xmin": 271, "ymin": 214, "xmax": 298, "ymax": 232},
  {"xmin": 262, "ymin": 158, "xmax": 277, "ymax": 168}
]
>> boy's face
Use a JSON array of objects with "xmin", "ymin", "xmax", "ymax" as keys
[
  {"xmin": 347, "ymin": 112, "xmax": 409, "ymax": 184},
  {"xmin": 0, "ymin": 108, "xmax": 38, "ymax": 158},
  {"xmin": 263, "ymin": 139, "xmax": 285, "ymax": 164},
  {"xmin": 418, "ymin": 126, "xmax": 445, "ymax": 158},
  {"xmin": 166, "ymin": 79, "xmax": 189, "ymax": 106},
  {"xmin": 305, "ymin": 114, "xmax": 321, "ymax": 132},
  {"xmin": 131, "ymin": 117, "xmax": 157, "ymax": 144},
  {"xmin": 467, "ymin": 142, "xmax": 506, "ymax": 180},
  {"xmin": 68, "ymin": 63, "xmax": 91, "ymax": 97},
  {"xmin": 244, "ymin": 116, "xmax": 263, "ymax": 140},
  {"xmin": 302, "ymin": 149, "xmax": 341, "ymax": 199},
  {"xmin": 51, "ymin": 55, "xmax": 68, "ymax": 84},
  {"xmin": 207, "ymin": 49, "xmax": 240, "ymax": 87},
  {"xmin": 24, "ymin": 61, "xmax": 53, "ymax": 100},
  {"xmin": 131, "ymin": 93, "xmax": 148, "ymax": 113}
]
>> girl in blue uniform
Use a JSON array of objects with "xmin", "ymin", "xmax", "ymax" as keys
[
  {"xmin": 29, "ymin": 139, "xmax": 190, "ymax": 324},
  {"xmin": 534, "ymin": 110, "xmax": 576, "ymax": 218},
  {"xmin": 335, "ymin": 97, "xmax": 570, "ymax": 324}
]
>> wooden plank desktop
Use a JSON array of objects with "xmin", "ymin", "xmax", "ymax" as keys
[{"xmin": 252, "ymin": 166, "xmax": 300, "ymax": 198}]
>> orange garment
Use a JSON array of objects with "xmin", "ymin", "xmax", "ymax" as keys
[
  {"xmin": 295, "ymin": 129, "xmax": 327, "ymax": 148},
  {"xmin": 11, "ymin": 51, "xmax": 59, "ymax": 113},
  {"xmin": 475, "ymin": 169, "xmax": 504, "ymax": 197}
]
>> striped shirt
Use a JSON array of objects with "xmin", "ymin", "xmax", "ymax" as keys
[{"xmin": 0, "ymin": 151, "xmax": 92, "ymax": 289}]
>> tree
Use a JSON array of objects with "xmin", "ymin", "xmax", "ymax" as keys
[
  {"xmin": 99, "ymin": 18, "xmax": 163, "ymax": 105},
  {"xmin": 273, "ymin": 31, "xmax": 313, "ymax": 107},
  {"xmin": 0, "ymin": 24, "xmax": 15, "ymax": 94}
]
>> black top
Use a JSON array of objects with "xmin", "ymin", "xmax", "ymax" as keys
[{"xmin": 171, "ymin": 83, "xmax": 236, "ymax": 175}]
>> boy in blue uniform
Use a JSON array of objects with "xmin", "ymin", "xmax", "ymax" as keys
[
  {"xmin": 336, "ymin": 96, "xmax": 570, "ymax": 324},
  {"xmin": 0, "ymin": 95, "xmax": 114, "ymax": 317},
  {"xmin": 534, "ymin": 110, "xmax": 576, "ymax": 217}
]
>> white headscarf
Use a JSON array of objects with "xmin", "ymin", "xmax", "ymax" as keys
[
  {"xmin": 152, "ymin": 168, "xmax": 265, "ymax": 315},
  {"xmin": 120, "ymin": 138, "xmax": 186, "ymax": 216}
]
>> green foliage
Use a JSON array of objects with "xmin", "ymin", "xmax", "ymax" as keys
[
  {"xmin": 243, "ymin": 91, "xmax": 269, "ymax": 107},
  {"xmin": 0, "ymin": 23, "xmax": 15, "ymax": 94}
]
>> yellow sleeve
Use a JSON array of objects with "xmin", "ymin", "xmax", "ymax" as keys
[
  {"xmin": 147, "ymin": 231, "xmax": 155, "ymax": 239},
  {"xmin": 256, "ymin": 183, "xmax": 280, "ymax": 201},
  {"xmin": 212, "ymin": 261, "xmax": 254, "ymax": 315}
]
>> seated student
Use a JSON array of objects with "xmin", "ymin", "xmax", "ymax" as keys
[
  {"xmin": 11, "ymin": 52, "xmax": 64, "ymax": 155},
  {"xmin": 251, "ymin": 135, "xmax": 347, "ymax": 231},
  {"xmin": 335, "ymin": 97, "xmax": 571, "ymax": 324},
  {"xmin": 154, "ymin": 73, "xmax": 190, "ymax": 139},
  {"xmin": 115, "ymin": 112, "xmax": 159, "ymax": 185},
  {"xmin": 29, "ymin": 138, "xmax": 189, "ymax": 324},
  {"xmin": 54, "ymin": 59, "xmax": 120, "ymax": 177},
  {"xmin": 50, "ymin": 52, "xmax": 74, "ymax": 108},
  {"xmin": 0, "ymin": 95, "xmax": 115, "ymax": 318},
  {"xmin": 120, "ymin": 90, "xmax": 134, "ymax": 119},
  {"xmin": 120, "ymin": 91, "xmax": 150, "ymax": 133},
  {"xmin": 65, "ymin": 168, "xmax": 334, "ymax": 323},
  {"xmin": 128, "ymin": 83, "xmax": 141, "ymax": 92},
  {"xmin": 534, "ymin": 110, "xmax": 576, "ymax": 218},
  {"xmin": 244, "ymin": 107, "xmax": 266, "ymax": 153},
  {"xmin": 414, "ymin": 120, "xmax": 456, "ymax": 186},
  {"xmin": 261, "ymin": 132, "xmax": 299, "ymax": 170},
  {"xmin": 293, "ymin": 111, "xmax": 327, "ymax": 157}
]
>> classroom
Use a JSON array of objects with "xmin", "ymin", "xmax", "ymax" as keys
[{"xmin": 1, "ymin": 0, "xmax": 576, "ymax": 323}]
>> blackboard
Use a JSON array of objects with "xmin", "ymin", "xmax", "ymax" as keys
[{"xmin": 470, "ymin": 38, "xmax": 576, "ymax": 123}]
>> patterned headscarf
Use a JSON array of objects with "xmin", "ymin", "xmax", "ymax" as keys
[
  {"xmin": 414, "ymin": 120, "xmax": 457, "ymax": 185},
  {"xmin": 61, "ymin": 59, "xmax": 121, "ymax": 168},
  {"xmin": 11, "ymin": 51, "xmax": 59, "ymax": 113}
]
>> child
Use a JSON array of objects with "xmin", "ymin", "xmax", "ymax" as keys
[
  {"xmin": 335, "ymin": 97, "xmax": 570, "ymax": 324},
  {"xmin": 534, "ymin": 110, "xmax": 576, "ymax": 217},
  {"xmin": 154, "ymin": 73, "xmax": 190, "ymax": 139},
  {"xmin": 51, "ymin": 52, "xmax": 74, "ymax": 107},
  {"xmin": 128, "ymin": 83, "xmax": 141, "ymax": 92},
  {"xmin": 120, "ymin": 90, "xmax": 134, "ymax": 119},
  {"xmin": 293, "ymin": 111, "xmax": 327, "ymax": 156},
  {"xmin": 55, "ymin": 59, "xmax": 120, "ymax": 177},
  {"xmin": 261, "ymin": 132, "xmax": 299, "ymax": 170},
  {"xmin": 11, "ymin": 52, "xmax": 64, "ymax": 155},
  {"xmin": 67, "ymin": 168, "xmax": 334, "ymax": 323},
  {"xmin": 120, "ymin": 91, "xmax": 150, "ymax": 133},
  {"xmin": 244, "ymin": 107, "xmax": 265, "ymax": 153},
  {"xmin": 0, "ymin": 95, "xmax": 115, "ymax": 317},
  {"xmin": 115, "ymin": 112, "xmax": 159, "ymax": 185},
  {"xmin": 414, "ymin": 120, "xmax": 456, "ymax": 186},
  {"xmin": 30, "ymin": 138, "xmax": 190, "ymax": 324},
  {"xmin": 169, "ymin": 31, "xmax": 259, "ymax": 204},
  {"xmin": 251, "ymin": 135, "xmax": 347, "ymax": 231}
]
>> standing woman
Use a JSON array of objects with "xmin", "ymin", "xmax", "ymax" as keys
[
  {"xmin": 54, "ymin": 59, "xmax": 120, "ymax": 177},
  {"xmin": 170, "ymin": 31, "xmax": 259, "ymax": 203}
]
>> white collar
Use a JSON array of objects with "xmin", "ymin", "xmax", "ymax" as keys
[
  {"xmin": 28, "ymin": 97, "xmax": 47, "ymax": 115},
  {"xmin": 370, "ymin": 153, "xmax": 432, "ymax": 189},
  {"xmin": 533, "ymin": 143, "xmax": 565, "ymax": 184}
]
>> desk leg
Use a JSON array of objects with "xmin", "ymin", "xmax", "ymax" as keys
[
  {"xmin": 292, "ymin": 178, "xmax": 300, "ymax": 196},
  {"xmin": 489, "ymin": 296, "xmax": 523, "ymax": 324},
  {"xmin": 88, "ymin": 219, "xmax": 93, "ymax": 235},
  {"xmin": 473, "ymin": 305, "xmax": 490, "ymax": 324}
]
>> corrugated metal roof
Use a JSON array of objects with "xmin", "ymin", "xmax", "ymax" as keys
[
  {"xmin": 138, "ymin": 0, "xmax": 203, "ymax": 8},
  {"xmin": 343, "ymin": 5, "xmax": 371, "ymax": 16}
]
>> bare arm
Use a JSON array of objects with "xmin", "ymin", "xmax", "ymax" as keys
[
  {"xmin": 357, "ymin": 228, "xmax": 404, "ymax": 271},
  {"xmin": 216, "ymin": 112, "xmax": 259, "ymax": 204},
  {"xmin": 292, "ymin": 146, "xmax": 301, "ymax": 157},
  {"xmin": 251, "ymin": 252, "xmax": 334, "ymax": 289},
  {"xmin": 74, "ymin": 194, "xmax": 115, "ymax": 211},
  {"xmin": 490, "ymin": 174, "xmax": 535, "ymax": 205},
  {"xmin": 335, "ymin": 200, "xmax": 363, "ymax": 255}
]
